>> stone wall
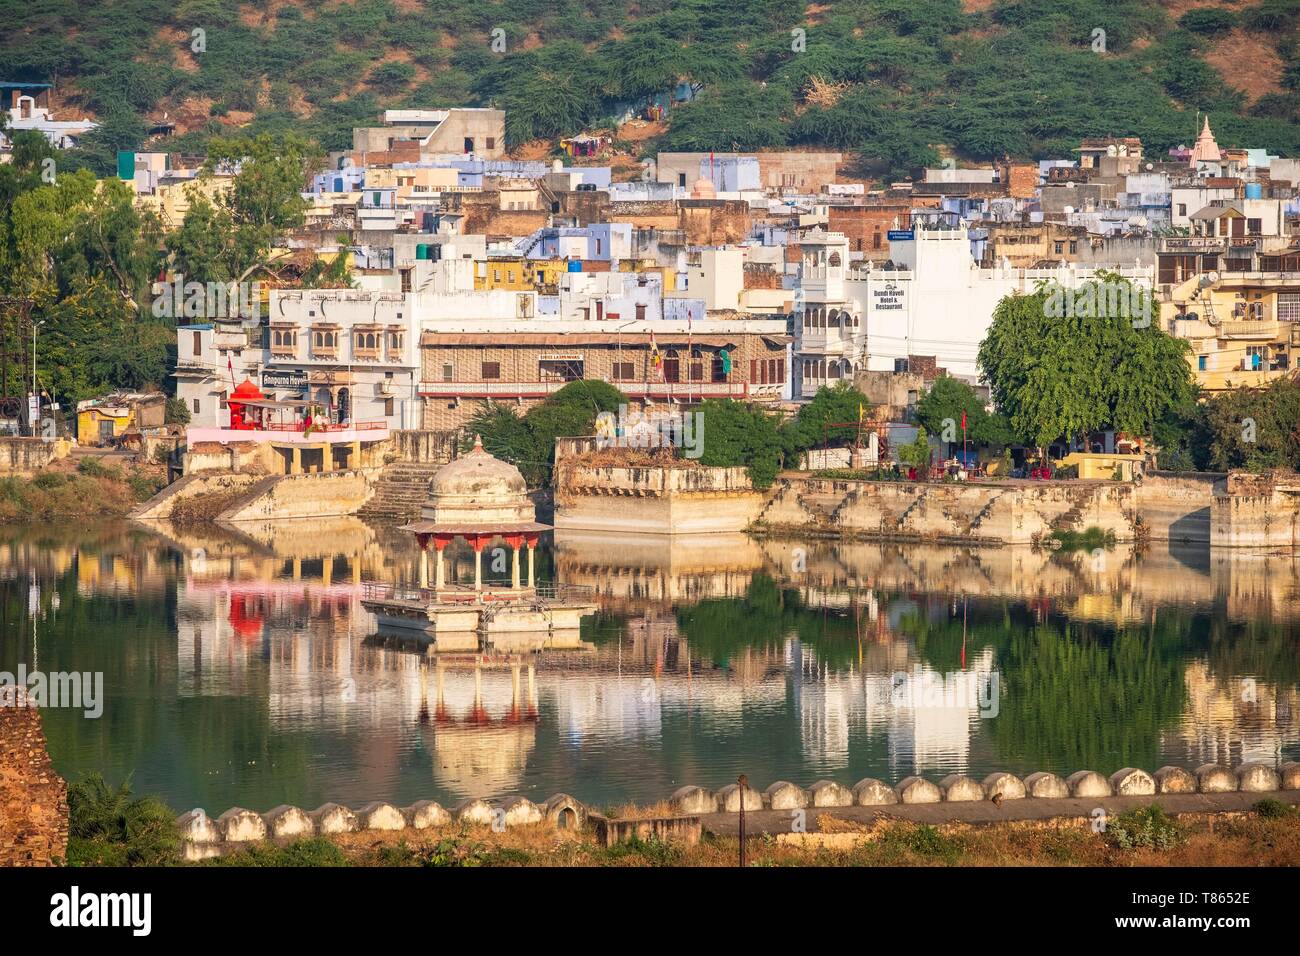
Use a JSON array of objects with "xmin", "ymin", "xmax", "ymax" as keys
[
  {"xmin": 0, "ymin": 437, "xmax": 72, "ymax": 476},
  {"xmin": 554, "ymin": 461, "xmax": 767, "ymax": 535},
  {"xmin": 1211, "ymin": 471, "xmax": 1300, "ymax": 548},
  {"xmin": 386, "ymin": 429, "xmax": 460, "ymax": 465},
  {"xmin": 1138, "ymin": 471, "xmax": 1224, "ymax": 544},
  {"xmin": 129, "ymin": 471, "xmax": 262, "ymax": 520},
  {"xmin": 216, "ymin": 470, "xmax": 376, "ymax": 522},
  {"xmin": 757, "ymin": 476, "xmax": 1139, "ymax": 545},
  {"xmin": 0, "ymin": 699, "xmax": 68, "ymax": 866}
]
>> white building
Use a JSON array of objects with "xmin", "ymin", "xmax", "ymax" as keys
[{"xmin": 792, "ymin": 227, "xmax": 1156, "ymax": 396}]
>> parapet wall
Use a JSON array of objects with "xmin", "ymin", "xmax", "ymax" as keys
[
  {"xmin": 178, "ymin": 760, "xmax": 1300, "ymax": 858},
  {"xmin": 0, "ymin": 437, "xmax": 72, "ymax": 476}
]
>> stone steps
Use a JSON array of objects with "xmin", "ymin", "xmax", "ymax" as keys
[{"xmin": 359, "ymin": 461, "xmax": 442, "ymax": 517}]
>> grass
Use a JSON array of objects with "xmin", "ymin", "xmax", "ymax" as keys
[
  {"xmin": 0, "ymin": 460, "xmax": 166, "ymax": 522},
  {"xmin": 1046, "ymin": 526, "xmax": 1117, "ymax": 552}
]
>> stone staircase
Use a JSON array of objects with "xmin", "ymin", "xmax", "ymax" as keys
[{"xmin": 359, "ymin": 461, "xmax": 442, "ymax": 518}]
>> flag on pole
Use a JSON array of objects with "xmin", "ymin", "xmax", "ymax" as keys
[
  {"xmin": 961, "ymin": 410, "xmax": 967, "ymax": 430},
  {"xmin": 650, "ymin": 330, "xmax": 663, "ymax": 380}
]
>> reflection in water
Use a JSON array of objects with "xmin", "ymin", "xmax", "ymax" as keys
[{"xmin": 1, "ymin": 520, "xmax": 1297, "ymax": 811}]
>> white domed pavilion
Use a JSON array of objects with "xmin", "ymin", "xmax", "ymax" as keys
[{"xmin": 362, "ymin": 436, "xmax": 596, "ymax": 647}]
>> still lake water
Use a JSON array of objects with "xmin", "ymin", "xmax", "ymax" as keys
[{"xmin": 2, "ymin": 518, "xmax": 1298, "ymax": 814}]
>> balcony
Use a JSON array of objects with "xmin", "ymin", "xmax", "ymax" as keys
[
  {"xmin": 1218, "ymin": 319, "xmax": 1280, "ymax": 340},
  {"xmin": 417, "ymin": 380, "xmax": 782, "ymax": 400}
]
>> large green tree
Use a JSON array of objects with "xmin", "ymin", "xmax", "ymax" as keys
[{"xmin": 978, "ymin": 277, "xmax": 1193, "ymax": 450}]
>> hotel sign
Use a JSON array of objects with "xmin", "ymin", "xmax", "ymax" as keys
[
  {"xmin": 871, "ymin": 284, "xmax": 906, "ymax": 311},
  {"xmin": 262, "ymin": 369, "xmax": 308, "ymax": 389},
  {"xmin": 887, "ymin": 230, "xmax": 914, "ymax": 241}
]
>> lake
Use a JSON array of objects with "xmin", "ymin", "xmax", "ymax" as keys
[{"xmin": 2, "ymin": 518, "xmax": 1297, "ymax": 815}]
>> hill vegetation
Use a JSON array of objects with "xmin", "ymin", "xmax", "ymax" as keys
[{"xmin": 3, "ymin": 0, "xmax": 1298, "ymax": 178}]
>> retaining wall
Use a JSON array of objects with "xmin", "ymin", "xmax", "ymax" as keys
[{"xmin": 0, "ymin": 697, "xmax": 68, "ymax": 866}]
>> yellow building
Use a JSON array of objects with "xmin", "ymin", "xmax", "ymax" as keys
[
  {"xmin": 134, "ymin": 173, "xmax": 234, "ymax": 229},
  {"xmin": 1163, "ymin": 272, "xmax": 1300, "ymax": 393},
  {"xmin": 75, "ymin": 392, "xmax": 166, "ymax": 446}
]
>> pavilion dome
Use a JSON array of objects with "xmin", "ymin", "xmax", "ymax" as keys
[{"xmin": 420, "ymin": 435, "xmax": 535, "ymax": 526}]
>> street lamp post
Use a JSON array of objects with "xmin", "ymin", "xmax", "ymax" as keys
[{"xmin": 31, "ymin": 320, "xmax": 45, "ymax": 437}]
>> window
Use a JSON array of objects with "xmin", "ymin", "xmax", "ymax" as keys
[
  {"xmin": 1054, "ymin": 242, "xmax": 1064, "ymax": 255},
  {"xmin": 636, "ymin": 303, "xmax": 646, "ymax": 321},
  {"xmin": 872, "ymin": 232, "xmax": 881, "ymax": 250},
  {"xmin": 401, "ymin": 269, "xmax": 412, "ymax": 293},
  {"xmin": 663, "ymin": 351, "xmax": 680, "ymax": 383},
  {"xmin": 312, "ymin": 329, "xmax": 338, "ymax": 355},
  {"xmin": 354, "ymin": 330, "xmax": 380, "ymax": 358},
  {"xmin": 613, "ymin": 362, "xmax": 635, "ymax": 381},
  {"xmin": 271, "ymin": 328, "xmax": 297, "ymax": 355},
  {"xmin": 1278, "ymin": 293, "xmax": 1300, "ymax": 323},
  {"xmin": 192, "ymin": 398, "xmax": 200, "ymax": 414},
  {"xmin": 388, "ymin": 330, "xmax": 404, "ymax": 354},
  {"xmin": 383, "ymin": 398, "xmax": 394, "ymax": 417},
  {"xmin": 482, "ymin": 361, "xmax": 501, "ymax": 379},
  {"xmin": 463, "ymin": 137, "xmax": 474, "ymax": 152},
  {"xmin": 712, "ymin": 355, "xmax": 727, "ymax": 382},
  {"xmin": 1178, "ymin": 203, "xmax": 1187, "ymax": 217},
  {"xmin": 486, "ymin": 137, "xmax": 496, "ymax": 150},
  {"xmin": 1198, "ymin": 355, "xmax": 1207, "ymax": 371},
  {"xmin": 678, "ymin": 173, "xmax": 687, "ymax": 187},
  {"xmin": 1069, "ymin": 241, "xmax": 1078, "ymax": 254},
  {"xmin": 442, "ymin": 363, "xmax": 454, "ymax": 382},
  {"xmin": 1247, "ymin": 218, "xmax": 1262, "ymax": 236},
  {"xmin": 192, "ymin": 330, "xmax": 202, "ymax": 355}
]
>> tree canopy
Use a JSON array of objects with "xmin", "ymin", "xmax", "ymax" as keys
[{"xmin": 978, "ymin": 277, "xmax": 1194, "ymax": 448}]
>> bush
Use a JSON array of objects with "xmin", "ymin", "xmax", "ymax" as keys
[
  {"xmin": 1178, "ymin": 9, "xmax": 1237, "ymax": 35},
  {"xmin": 1253, "ymin": 798, "xmax": 1297, "ymax": 819},
  {"xmin": 205, "ymin": 838, "xmax": 351, "ymax": 867},
  {"xmin": 1106, "ymin": 805, "xmax": 1183, "ymax": 850},
  {"xmin": 67, "ymin": 773, "xmax": 179, "ymax": 867},
  {"xmin": 32, "ymin": 471, "xmax": 66, "ymax": 490}
]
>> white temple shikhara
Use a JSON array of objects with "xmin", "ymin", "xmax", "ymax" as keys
[{"xmin": 361, "ymin": 436, "xmax": 596, "ymax": 649}]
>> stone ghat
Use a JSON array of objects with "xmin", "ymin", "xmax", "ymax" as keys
[{"xmin": 180, "ymin": 762, "xmax": 1300, "ymax": 858}]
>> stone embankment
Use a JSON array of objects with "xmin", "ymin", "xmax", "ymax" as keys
[
  {"xmin": 180, "ymin": 761, "xmax": 1300, "ymax": 858},
  {"xmin": 0, "ymin": 695, "xmax": 68, "ymax": 866}
]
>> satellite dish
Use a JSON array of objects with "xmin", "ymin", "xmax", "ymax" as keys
[
  {"xmin": 1063, "ymin": 205, "xmax": 1074, "ymax": 214},
  {"xmin": 1144, "ymin": 163, "xmax": 1153, "ymax": 171}
]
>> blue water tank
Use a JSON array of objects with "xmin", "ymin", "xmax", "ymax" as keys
[
  {"xmin": 567, "ymin": 259, "xmax": 583, "ymax": 273},
  {"xmin": 1245, "ymin": 182, "xmax": 1262, "ymax": 200},
  {"xmin": 334, "ymin": 178, "xmax": 344, "ymax": 192}
]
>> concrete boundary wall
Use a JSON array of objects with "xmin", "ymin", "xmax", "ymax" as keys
[{"xmin": 179, "ymin": 761, "xmax": 1300, "ymax": 858}]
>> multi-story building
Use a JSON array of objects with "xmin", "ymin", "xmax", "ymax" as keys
[
  {"xmin": 792, "ymin": 226, "xmax": 1156, "ymax": 397},
  {"xmin": 417, "ymin": 317, "xmax": 790, "ymax": 429},
  {"xmin": 1164, "ymin": 272, "xmax": 1300, "ymax": 392}
]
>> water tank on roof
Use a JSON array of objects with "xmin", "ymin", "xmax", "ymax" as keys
[
  {"xmin": 567, "ymin": 259, "xmax": 583, "ymax": 273},
  {"xmin": 334, "ymin": 178, "xmax": 344, "ymax": 192},
  {"xmin": 1245, "ymin": 182, "xmax": 1262, "ymax": 200},
  {"xmin": 117, "ymin": 151, "xmax": 134, "ymax": 180},
  {"xmin": 416, "ymin": 244, "xmax": 430, "ymax": 260}
]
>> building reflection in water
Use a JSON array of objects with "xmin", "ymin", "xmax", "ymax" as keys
[{"xmin": 2, "ymin": 519, "xmax": 1297, "ymax": 807}]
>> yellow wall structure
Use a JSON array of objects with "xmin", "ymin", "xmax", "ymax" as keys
[
  {"xmin": 76, "ymin": 409, "xmax": 133, "ymax": 446},
  {"xmin": 135, "ymin": 174, "xmax": 234, "ymax": 229}
]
